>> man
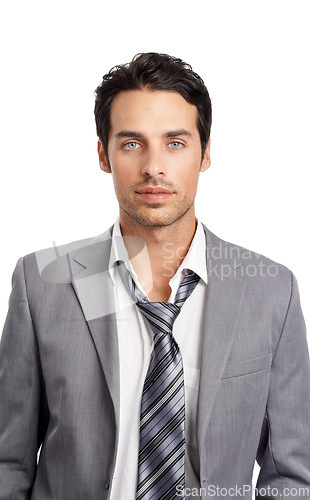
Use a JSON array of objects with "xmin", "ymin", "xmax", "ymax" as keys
[{"xmin": 0, "ymin": 53, "xmax": 309, "ymax": 500}]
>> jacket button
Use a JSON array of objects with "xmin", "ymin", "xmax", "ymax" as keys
[{"xmin": 105, "ymin": 478, "xmax": 110, "ymax": 489}]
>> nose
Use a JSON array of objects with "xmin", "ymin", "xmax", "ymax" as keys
[{"xmin": 140, "ymin": 146, "xmax": 165, "ymax": 178}]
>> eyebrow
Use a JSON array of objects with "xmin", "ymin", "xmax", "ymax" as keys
[
  {"xmin": 115, "ymin": 129, "xmax": 192, "ymax": 139},
  {"xmin": 164, "ymin": 129, "xmax": 192, "ymax": 138},
  {"xmin": 115, "ymin": 131, "xmax": 143, "ymax": 139}
]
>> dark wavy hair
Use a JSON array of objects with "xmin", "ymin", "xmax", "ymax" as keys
[{"xmin": 94, "ymin": 52, "xmax": 212, "ymax": 160}]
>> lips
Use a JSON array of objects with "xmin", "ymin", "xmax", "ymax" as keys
[
  {"xmin": 136, "ymin": 187, "xmax": 173, "ymax": 194},
  {"xmin": 135, "ymin": 186, "xmax": 173, "ymax": 202}
]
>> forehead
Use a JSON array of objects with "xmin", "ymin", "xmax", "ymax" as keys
[{"xmin": 109, "ymin": 89, "xmax": 199, "ymax": 137}]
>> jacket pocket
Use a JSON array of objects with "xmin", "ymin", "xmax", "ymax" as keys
[{"xmin": 221, "ymin": 352, "xmax": 272, "ymax": 379}]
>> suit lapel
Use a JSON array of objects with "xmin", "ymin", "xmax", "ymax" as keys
[
  {"xmin": 69, "ymin": 227, "xmax": 120, "ymax": 437},
  {"xmin": 197, "ymin": 225, "xmax": 248, "ymax": 452},
  {"xmin": 65, "ymin": 222, "xmax": 247, "ymax": 463}
]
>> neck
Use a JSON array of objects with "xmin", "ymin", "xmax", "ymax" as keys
[{"xmin": 119, "ymin": 208, "xmax": 197, "ymax": 300}]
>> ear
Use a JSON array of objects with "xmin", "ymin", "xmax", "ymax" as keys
[
  {"xmin": 200, "ymin": 137, "xmax": 211, "ymax": 172},
  {"xmin": 98, "ymin": 140, "xmax": 111, "ymax": 173}
]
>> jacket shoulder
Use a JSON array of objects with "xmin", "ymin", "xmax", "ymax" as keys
[
  {"xmin": 202, "ymin": 224, "xmax": 292, "ymax": 287},
  {"xmin": 21, "ymin": 226, "xmax": 114, "ymax": 282}
]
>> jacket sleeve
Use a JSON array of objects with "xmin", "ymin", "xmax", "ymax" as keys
[
  {"xmin": 256, "ymin": 271, "xmax": 310, "ymax": 499},
  {"xmin": 0, "ymin": 257, "xmax": 49, "ymax": 500}
]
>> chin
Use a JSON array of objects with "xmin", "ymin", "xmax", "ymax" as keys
[
  {"xmin": 120, "ymin": 198, "xmax": 194, "ymax": 228},
  {"xmin": 128, "ymin": 210, "xmax": 190, "ymax": 228}
]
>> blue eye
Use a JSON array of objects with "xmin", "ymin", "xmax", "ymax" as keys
[
  {"xmin": 124, "ymin": 142, "xmax": 139, "ymax": 150},
  {"xmin": 169, "ymin": 142, "xmax": 182, "ymax": 149}
]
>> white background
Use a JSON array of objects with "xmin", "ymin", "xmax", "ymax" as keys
[{"xmin": 1, "ymin": 0, "xmax": 309, "ymax": 491}]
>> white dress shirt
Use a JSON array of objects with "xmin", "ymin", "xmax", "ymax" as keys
[{"xmin": 108, "ymin": 217, "xmax": 207, "ymax": 499}]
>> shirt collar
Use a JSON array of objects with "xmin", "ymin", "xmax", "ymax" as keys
[
  {"xmin": 108, "ymin": 216, "xmax": 208, "ymax": 286},
  {"xmin": 108, "ymin": 217, "xmax": 137, "ymax": 285},
  {"xmin": 171, "ymin": 218, "xmax": 208, "ymax": 285}
]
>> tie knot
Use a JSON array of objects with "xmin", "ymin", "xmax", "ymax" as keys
[{"xmin": 136, "ymin": 301, "xmax": 181, "ymax": 336}]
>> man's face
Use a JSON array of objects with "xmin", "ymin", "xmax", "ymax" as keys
[{"xmin": 98, "ymin": 88, "xmax": 210, "ymax": 228}]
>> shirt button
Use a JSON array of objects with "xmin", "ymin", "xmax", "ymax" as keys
[{"xmin": 105, "ymin": 478, "xmax": 110, "ymax": 489}]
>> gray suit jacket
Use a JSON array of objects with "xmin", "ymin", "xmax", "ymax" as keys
[{"xmin": 1, "ymin": 224, "xmax": 310, "ymax": 499}]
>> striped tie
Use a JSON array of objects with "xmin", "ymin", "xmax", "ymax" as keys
[{"xmin": 117, "ymin": 262, "xmax": 200, "ymax": 499}]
